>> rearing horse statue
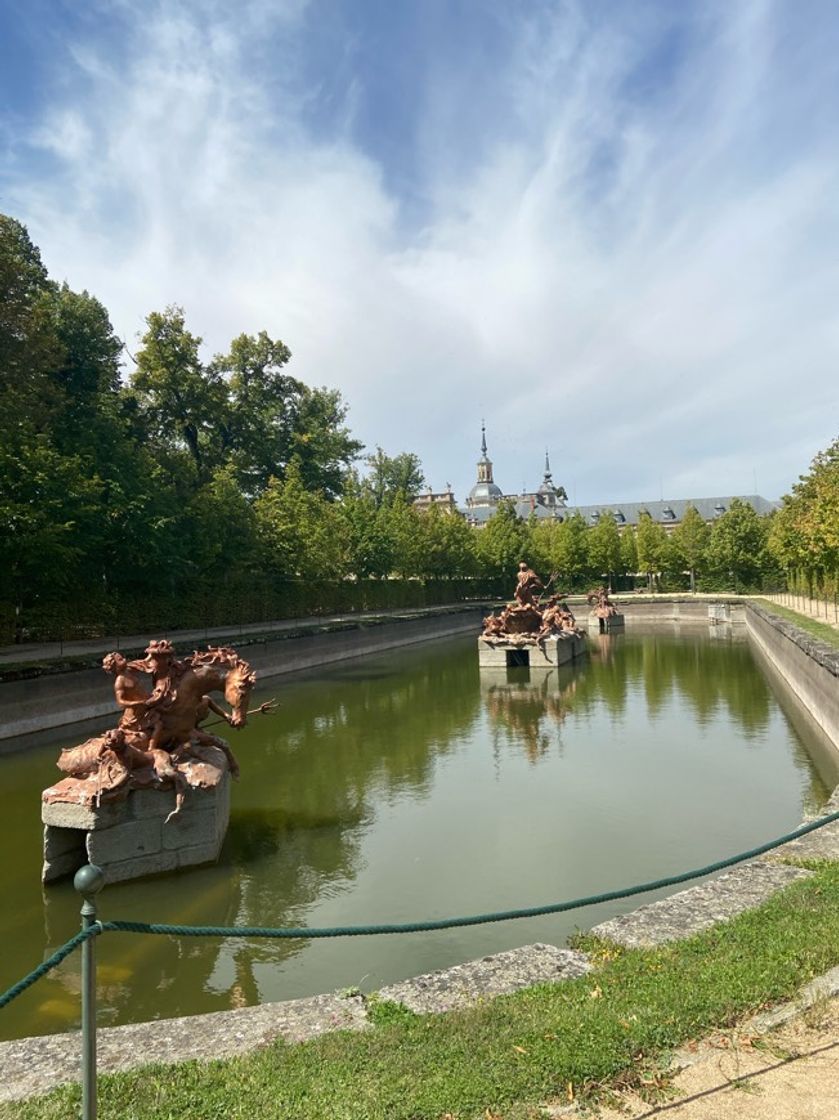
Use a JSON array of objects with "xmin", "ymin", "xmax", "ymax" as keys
[
  {"xmin": 52, "ymin": 642, "xmax": 260, "ymax": 821},
  {"xmin": 128, "ymin": 644, "xmax": 257, "ymax": 777}
]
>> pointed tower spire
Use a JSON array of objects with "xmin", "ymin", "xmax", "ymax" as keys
[
  {"xmin": 467, "ymin": 420, "xmax": 502, "ymax": 508},
  {"xmin": 543, "ymin": 448, "xmax": 552, "ymax": 481}
]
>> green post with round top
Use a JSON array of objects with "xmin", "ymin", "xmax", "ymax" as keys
[{"xmin": 74, "ymin": 864, "xmax": 105, "ymax": 1120}]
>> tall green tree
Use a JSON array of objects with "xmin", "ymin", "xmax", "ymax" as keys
[
  {"xmin": 619, "ymin": 527, "xmax": 638, "ymax": 582},
  {"xmin": 131, "ymin": 306, "xmax": 227, "ymax": 481},
  {"xmin": 671, "ymin": 505, "xmax": 709, "ymax": 592},
  {"xmin": 253, "ymin": 458, "xmax": 341, "ymax": 580},
  {"xmin": 553, "ymin": 513, "xmax": 590, "ymax": 589},
  {"xmin": 706, "ymin": 498, "xmax": 771, "ymax": 591},
  {"xmin": 417, "ymin": 505, "xmax": 477, "ymax": 578},
  {"xmin": 475, "ymin": 501, "xmax": 525, "ymax": 580},
  {"xmin": 588, "ymin": 514, "xmax": 621, "ymax": 586},
  {"xmin": 210, "ymin": 331, "xmax": 361, "ymax": 498},
  {"xmin": 635, "ymin": 512, "xmax": 668, "ymax": 591},
  {"xmin": 363, "ymin": 448, "xmax": 425, "ymax": 507}
]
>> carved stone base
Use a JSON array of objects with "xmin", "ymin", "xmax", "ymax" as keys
[
  {"xmin": 41, "ymin": 776, "xmax": 231, "ymax": 884},
  {"xmin": 478, "ymin": 632, "xmax": 587, "ymax": 668}
]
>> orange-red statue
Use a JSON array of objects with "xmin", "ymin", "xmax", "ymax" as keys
[{"xmin": 44, "ymin": 641, "xmax": 267, "ymax": 821}]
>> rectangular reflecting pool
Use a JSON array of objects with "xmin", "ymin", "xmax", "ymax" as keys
[{"xmin": 1, "ymin": 624, "xmax": 836, "ymax": 1041}]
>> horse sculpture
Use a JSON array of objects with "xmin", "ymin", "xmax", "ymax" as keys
[{"xmin": 46, "ymin": 641, "xmax": 261, "ymax": 821}]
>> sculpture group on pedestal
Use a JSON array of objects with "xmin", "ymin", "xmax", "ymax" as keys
[
  {"xmin": 43, "ymin": 640, "xmax": 268, "ymax": 822},
  {"xmin": 481, "ymin": 563, "xmax": 583, "ymax": 646}
]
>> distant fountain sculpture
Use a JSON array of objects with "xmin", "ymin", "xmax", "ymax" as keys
[
  {"xmin": 41, "ymin": 641, "xmax": 274, "ymax": 884},
  {"xmin": 586, "ymin": 587, "xmax": 625, "ymax": 633}
]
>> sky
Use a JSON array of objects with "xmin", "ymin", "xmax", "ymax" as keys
[{"xmin": 2, "ymin": 0, "xmax": 838, "ymax": 505}]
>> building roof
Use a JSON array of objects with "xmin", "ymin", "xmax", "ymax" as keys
[{"xmin": 462, "ymin": 494, "xmax": 779, "ymax": 526}]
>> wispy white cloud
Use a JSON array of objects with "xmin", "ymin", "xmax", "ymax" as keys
[{"xmin": 3, "ymin": 0, "xmax": 837, "ymax": 503}]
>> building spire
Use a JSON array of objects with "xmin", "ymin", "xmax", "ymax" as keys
[
  {"xmin": 544, "ymin": 448, "xmax": 552, "ymax": 481},
  {"xmin": 481, "ymin": 419, "xmax": 487, "ymax": 457}
]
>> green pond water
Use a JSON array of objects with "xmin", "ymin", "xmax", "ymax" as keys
[{"xmin": 1, "ymin": 625, "xmax": 836, "ymax": 1042}]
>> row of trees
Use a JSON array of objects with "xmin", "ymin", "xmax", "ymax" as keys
[
  {"xmin": 0, "ymin": 213, "xmax": 808, "ymax": 642},
  {"xmin": 463, "ymin": 497, "xmax": 778, "ymax": 592}
]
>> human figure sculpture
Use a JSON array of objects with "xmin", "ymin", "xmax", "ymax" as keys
[
  {"xmin": 103, "ymin": 651, "xmax": 167, "ymax": 751},
  {"xmin": 514, "ymin": 562, "xmax": 543, "ymax": 608},
  {"xmin": 587, "ymin": 586, "xmax": 617, "ymax": 618}
]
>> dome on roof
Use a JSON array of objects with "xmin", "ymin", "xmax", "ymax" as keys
[{"xmin": 469, "ymin": 480, "xmax": 503, "ymax": 505}]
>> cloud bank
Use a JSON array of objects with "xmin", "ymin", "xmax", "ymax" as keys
[{"xmin": 2, "ymin": 0, "xmax": 838, "ymax": 503}]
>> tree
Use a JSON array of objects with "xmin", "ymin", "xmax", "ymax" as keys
[
  {"xmin": 131, "ymin": 306, "xmax": 227, "ymax": 481},
  {"xmin": 769, "ymin": 437, "xmax": 839, "ymax": 595},
  {"xmin": 211, "ymin": 331, "xmax": 361, "ymax": 498},
  {"xmin": 336, "ymin": 476, "xmax": 394, "ymax": 579},
  {"xmin": 670, "ymin": 505, "xmax": 709, "ymax": 592},
  {"xmin": 417, "ymin": 505, "xmax": 477, "ymax": 578},
  {"xmin": 635, "ymin": 513, "xmax": 668, "ymax": 591},
  {"xmin": 363, "ymin": 448, "xmax": 425, "ymax": 507},
  {"xmin": 588, "ymin": 514, "xmax": 621, "ymax": 587},
  {"xmin": 619, "ymin": 527, "xmax": 637, "ymax": 583},
  {"xmin": 475, "ymin": 501, "xmax": 525, "ymax": 580},
  {"xmin": 553, "ymin": 513, "xmax": 590, "ymax": 589},
  {"xmin": 253, "ymin": 458, "xmax": 341, "ymax": 580},
  {"xmin": 706, "ymin": 499, "xmax": 771, "ymax": 591}
]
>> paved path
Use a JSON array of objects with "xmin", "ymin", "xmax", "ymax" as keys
[{"xmin": 587, "ymin": 988, "xmax": 839, "ymax": 1120}]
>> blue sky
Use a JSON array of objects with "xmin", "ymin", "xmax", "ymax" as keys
[{"xmin": 2, "ymin": 0, "xmax": 838, "ymax": 504}]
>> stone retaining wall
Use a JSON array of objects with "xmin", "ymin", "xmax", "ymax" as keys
[
  {"xmin": 745, "ymin": 601, "xmax": 839, "ymax": 753},
  {"xmin": 0, "ymin": 607, "xmax": 484, "ymax": 748}
]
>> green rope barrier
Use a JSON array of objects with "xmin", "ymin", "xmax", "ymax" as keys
[
  {"xmin": 2, "ymin": 810, "xmax": 837, "ymax": 1011},
  {"xmin": 0, "ymin": 927, "xmax": 100, "ymax": 1010},
  {"xmin": 100, "ymin": 809, "xmax": 839, "ymax": 940}
]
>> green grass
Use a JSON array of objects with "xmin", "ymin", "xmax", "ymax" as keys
[
  {"xmin": 754, "ymin": 598, "xmax": 839, "ymax": 651},
  {"xmin": 6, "ymin": 861, "xmax": 839, "ymax": 1120}
]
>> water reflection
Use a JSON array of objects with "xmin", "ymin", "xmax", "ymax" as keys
[
  {"xmin": 482, "ymin": 667, "xmax": 581, "ymax": 763},
  {"xmin": 566, "ymin": 630, "xmax": 773, "ymax": 738}
]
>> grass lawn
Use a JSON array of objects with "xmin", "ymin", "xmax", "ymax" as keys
[
  {"xmin": 754, "ymin": 598, "xmax": 839, "ymax": 652},
  {"xmin": 7, "ymin": 860, "xmax": 839, "ymax": 1120}
]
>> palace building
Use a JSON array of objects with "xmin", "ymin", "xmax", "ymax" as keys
[{"xmin": 448, "ymin": 424, "xmax": 777, "ymax": 529}]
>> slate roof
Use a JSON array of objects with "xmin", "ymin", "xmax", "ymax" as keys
[{"xmin": 462, "ymin": 494, "xmax": 779, "ymax": 526}]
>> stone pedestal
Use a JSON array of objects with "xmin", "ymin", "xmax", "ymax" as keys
[
  {"xmin": 42, "ymin": 776, "xmax": 231, "ymax": 885},
  {"xmin": 478, "ymin": 632, "xmax": 587, "ymax": 668},
  {"xmin": 590, "ymin": 613, "xmax": 625, "ymax": 633}
]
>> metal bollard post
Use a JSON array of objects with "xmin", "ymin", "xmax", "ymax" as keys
[{"xmin": 74, "ymin": 865, "xmax": 105, "ymax": 1120}]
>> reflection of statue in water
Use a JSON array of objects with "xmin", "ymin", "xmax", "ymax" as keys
[
  {"xmin": 484, "ymin": 670, "xmax": 580, "ymax": 762},
  {"xmin": 45, "ymin": 641, "xmax": 265, "ymax": 821}
]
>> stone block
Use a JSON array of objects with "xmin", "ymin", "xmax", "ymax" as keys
[
  {"xmin": 42, "ymin": 849, "xmax": 86, "ymax": 884},
  {"xmin": 477, "ymin": 640, "xmax": 511, "ymax": 667},
  {"xmin": 102, "ymin": 851, "xmax": 179, "ymax": 884},
  {"xmin": 41, "ymin": 798, "xmax": 126, "ymax": 832},
  {"xmin": 129, "ymin": 788, "xmax": 184, "ymax": 821},
  {"xmin": 176, "ymin": 841, "xmax": 224, "ymax": 869},
  {"xmin": 86, "ymin": 818, "xmax": 162, "ymax": 865},
  {"xmin": 162, "ymin": 805, "xmax": 224, "ymax": 852},
  {"xmin": 43, "ymin": 824, "xmax": 85, "ymax": 859}
]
